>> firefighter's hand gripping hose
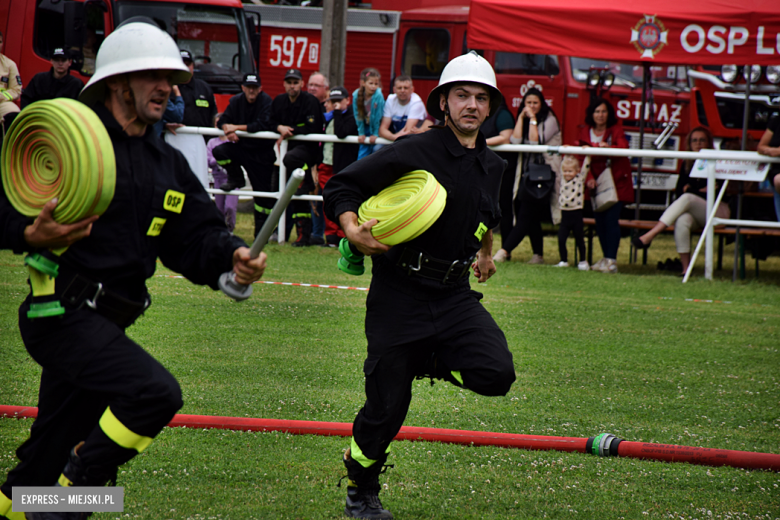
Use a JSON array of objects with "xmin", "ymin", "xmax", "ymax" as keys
[
  {"xmin": 218, "ymin": 168, "xmax": 305, "ymax": 301},
  {"xmin": 1, "ymin": 98, "xmax": 116, "ymax": 318},
  {"xmin": 338, "ymin": 170, "xmax": 447, "ymax": 275}
]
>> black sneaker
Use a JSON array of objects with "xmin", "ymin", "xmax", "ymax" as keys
[{"xmin": 309, "ymin": 235, "xmax": 325, "ymax": 246}]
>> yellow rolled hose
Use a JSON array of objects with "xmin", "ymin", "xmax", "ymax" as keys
[
  {"xmin": 358, "ymin": 170, "xmax": 446, "ymax": 246},
  {"xmin": 1, "ymin": 98, "xmax": 116, "ymax": 317},
  {"xmin": 2, "ymin": 98, "xmax": 116, "ymax": 223}
]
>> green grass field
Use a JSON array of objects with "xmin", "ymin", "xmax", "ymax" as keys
[{"xmin": 1, "ymin": 214, "xmax": 779, "ymax": 520}]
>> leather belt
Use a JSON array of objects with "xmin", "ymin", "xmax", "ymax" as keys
[
  {"xmin": 61, "ymin": 275, "xmax": 150, "ymax": 328},
  {"xmin": 396, "ymin": 247, "xmax": 474, "ymax": 284}
]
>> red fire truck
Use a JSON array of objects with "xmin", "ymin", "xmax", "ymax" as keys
[
  {"xmin": 0, "ymin": 0, "xmax": 260, "ymax": 111},
  {"xmin": 252, "ymin": 0, "xmax": 778, "ymax": 210},
  {"xmin": 249, "ymin": 1, "xmax": 697, "ymax": 210},
  {"xmin": 6, "ymin": 0, "xmax": 776, "ymax": 178}
]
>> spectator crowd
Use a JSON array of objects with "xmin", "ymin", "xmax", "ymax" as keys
[{"xmin": 3, "ymin": 32, "xmax": 780, "ymax": 271}]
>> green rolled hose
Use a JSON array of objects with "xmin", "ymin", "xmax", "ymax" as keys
[
  {"xmin": 1, "ymin": 98, "xmax": 116, "ymax": 223},
  {"xmin": 358, "ymin": 170, "xmax": 446, "ymax": 246}
]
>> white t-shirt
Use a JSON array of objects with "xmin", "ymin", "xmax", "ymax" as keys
[{"xmin": 383, "ymin": 92, "xmax": 426, "ymax": 133}]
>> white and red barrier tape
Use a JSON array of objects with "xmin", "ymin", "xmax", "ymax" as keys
[{"xmin": 159, "ymin": 275, "xmax": 368, "ymax": 291}]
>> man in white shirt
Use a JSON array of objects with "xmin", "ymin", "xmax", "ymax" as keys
[{"xmin": 378, "ymin": 75, "xmax": 427, "ymax": 142}]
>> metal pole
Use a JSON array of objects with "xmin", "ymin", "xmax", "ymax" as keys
[
  {"xmin": 704, "ymin": 167, "xmax": 716, "ymax": 279},
  {"xmin": 278, "ymin": 139, "xmax": 289, "ymax": 244},
  {"xmin": 684, "ymin": 177, "xmax": 729, "ymax": 283},
  {"xmin": 733, "ymin": 66, "xmax": 751, "ymax": 281},
  {"xmin": 632, "ymin": 64, "xmax": 649, "ymax": 263}
]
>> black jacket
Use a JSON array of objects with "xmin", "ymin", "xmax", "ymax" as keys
[
  {"xmin": 20, "ymin": 69, "xmax": 83, "ymax": 108},
  {"xmin": 2, "ymin": 104, "xmax": 246, "ymax": 301},
  {"xmin": 323, "ymin": 126, "xmax": 505, "ymax": 296},
  {"xmin": 270, "ymin": 91, "xmax": 324, "ymax": 161},
  {"xmin": 217, "ymin": 91, "xmax": 274, "ymax": 156},
  {"xmin": 676, "ymin": 161, "xmax": 708, "ymax": 199},
  {"xmin": 0, "ymin": 191, "xmax": 28, "ymax": 253},
  {"xmin": 179, "ymin": 78, "xmax": 217, "ymax": 128},
  {"xmin": 331, "ymin": 104, "xmax": 359, "ymax": 174}
]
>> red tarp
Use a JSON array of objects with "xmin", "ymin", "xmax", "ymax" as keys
[{"xmin": 468, "ymin": 0, "xmax": 780, "ymax": 65}]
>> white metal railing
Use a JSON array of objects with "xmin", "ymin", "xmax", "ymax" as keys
[{"xmin": 177, "ymin": 126, "xmax": 780, "ymax": 273}]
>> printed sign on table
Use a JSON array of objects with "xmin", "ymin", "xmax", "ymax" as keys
[{"xmin": 690, "ymin": 158, "xmax": 770, "ymax": 182}]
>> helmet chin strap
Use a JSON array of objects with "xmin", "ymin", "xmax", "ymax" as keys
[
  {"xmin": 119, "ymin": 84, "xmax": 140, "ymax": 132},
  {"xmin": 105, "ymin": 74, "xmax": 141, "ymax": 132}
]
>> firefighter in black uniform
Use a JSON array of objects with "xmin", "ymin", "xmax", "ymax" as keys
[
  {"xmin": 0, "ymin": 22, "xmax": 267, "ymax": 520},
  {"xmin": 323, "ymin": 52, "xmax": 516, "ymax": 519},
  {"xmin": 270, "ymin": 68, "xmax": 324, "ymax": 246},
  {"xmin": 176, "ymin": 50, "xmax": 217, "ymax": 132},
  {"xmin": 20, "ymin": 48, "xmax": 83, "ymax": 108},
  {"xmin": 213, "ymin": 73, "xmax": 275, "ymax": 237}
]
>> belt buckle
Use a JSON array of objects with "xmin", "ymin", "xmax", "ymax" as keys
[{"xmin": 83, "ymin": 282, "xmax": 104, "ymax": 310}]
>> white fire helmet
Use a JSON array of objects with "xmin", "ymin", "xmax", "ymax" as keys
[
  {"xmin": 425, "ymin": 51, "xmax": 503, "ymax": 120},
  {"xmin": 80, "ymin": 22, "xmax": 192, "ymax": 104}
]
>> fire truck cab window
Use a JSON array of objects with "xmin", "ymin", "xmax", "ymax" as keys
[
  {"xmin": 402, "ymin": 28, "xmax": 450, "ymax": 79},
  {"xmin": 494, "ymin": 53, "xmax": 559, "ymax": 76},
  {"xmin": 34, "ymin": 0, "xmax": 106, "ymax": 75},
  {"xmin": 116, "ymin": 2, "xmax": 254, "ymax": 94},
  {"xmin": 34, "ymin": 0, "xmax": 66, "ymax": 60}
]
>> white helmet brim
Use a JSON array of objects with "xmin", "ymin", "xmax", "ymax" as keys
[
  {"xmin": 425, "ymin": 51, "xmax": 503, "ymax": 120},
  {"xmin": 80, "ymin": 22, "xmax": 192, "ymax": 105}
]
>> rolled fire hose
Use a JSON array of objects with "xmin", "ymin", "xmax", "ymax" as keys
[
  {"xmin": 338, "ymin": 170, "xmax": 446, "ymax": 275},
  {"xmin": 358, "ymin": 170, "xmax": 446, "ymax": 246},
  {"xmin": 1, "ymin": 98, "xmax": 116, "ymax": 317}
]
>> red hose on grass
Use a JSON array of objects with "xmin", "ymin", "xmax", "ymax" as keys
[{"xmin": 2, "ymin": 405, "xmax": 778, "ymax": 471}]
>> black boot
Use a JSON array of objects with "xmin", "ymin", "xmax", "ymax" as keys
[
  {"xmin": 291, "ymin": 218, "xmax": 312, "ymax": 247},
  {"xmin": 59, "ymin": 443, "xmax": 118, "ymax": 488},
  {"xmin": 341, "ymin": 450, "xmax": 393, "ymax": 519},
  {"xmin": 219, "ymin": 178, "xmax": 245, "ymax": 192},
  {"xmin": 26, "ymin": 444, "xmax": 118, "ymax": 520},
  {"xmin": 415, "ymin": 353, "xmax": 464, "ymax": 388},
  {"xmin": 219, "ymin": 166, "xmax": 245, "ymax": 192},
  {"xmin": 26, "ymin": 512, "xmax": 90, "ymax": 520}
]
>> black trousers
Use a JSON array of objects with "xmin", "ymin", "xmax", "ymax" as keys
[
  {"xmin": 212, "ymin": 143, "xmax": 275, "ymax": 236},
  {"xmin": 497, "ymin": 154, "xmax": 519, "ymax": 241},
  {"xmin": 282, "ymin": 145, "xmax": 319, "ymax": 240},
  {"xmin": 557, "ymin": 209, "xmax": 586, "ymax": 263},
  {"xmin": 1, "ymin": 300, "xmax": 182, "ymax": 498},
  {"xmin": 498, "ymin": 166, "xmax": 520, "ymax": 241},
  {"xmin": 501, "ymin": 196, "xmax": 548, "ymax": 256},
  {"xmin": 353, "ymin": 279, "xmax": 516, "ymax": 461}
]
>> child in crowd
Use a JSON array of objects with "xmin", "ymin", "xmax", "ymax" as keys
[
  {"xmin": 352, "ymin": 68, "xmax": 384, "ymax": 159},
  {"xmin": 206, "ymin": 116, "xmax": 238, "ymax": 232},
  {"xmin": 557, "ymin": 155, "xmax": 589, "ymax": 270},
  {"xmin": 319, "ymin": 86, "xmax": 359, "ymax": 246}
]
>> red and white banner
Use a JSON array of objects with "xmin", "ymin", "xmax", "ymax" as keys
[{"xmin": 468, "ymin": 0, "xmax": 780, "ymax": 65}]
